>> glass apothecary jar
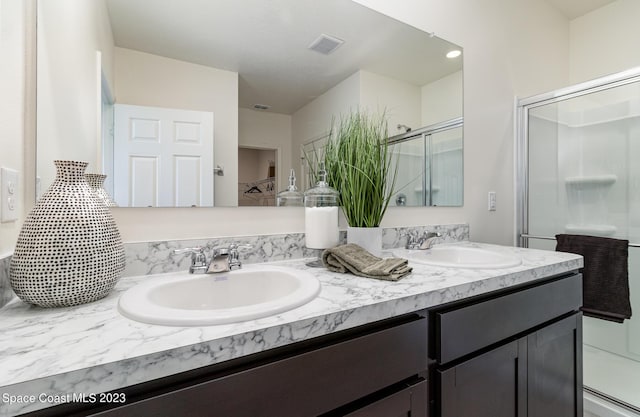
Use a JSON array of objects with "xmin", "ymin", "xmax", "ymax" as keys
[
  {"xmin": 276, "ymin": 169, "xmax": 303, "ymax": 207},
  {"xmin": 304, "ymin": 163, "xmax": 339, "ymax": 250}
]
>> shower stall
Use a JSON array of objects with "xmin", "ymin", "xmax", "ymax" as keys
[
  {"xmin": 387, "ymin": 117, "xmax": 463, "ymax": 207},
  {"xmin": 517, "ymin": 67, "xmax": 640, "ymax": 416}
]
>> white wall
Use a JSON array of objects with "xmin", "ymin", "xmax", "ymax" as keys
[
  {"xmin": 291, "ymin": 71, "xmax": 361, "ymax": 185},
  {"xmin": 114, "ymin": 47, "xmax": 239, "ymax": 206},
  {"xmin": 421, "ymin": 70, "xmax": 463, "ymax": 126},
  {"xmin": 0, "ymin": 0, "xmax": 27, "ymax": 255},
  {"xmin": 238, "ymin": 108, "xmax": 292, "ymax": 192},
  {"xmin": 359, "ymin": 70, "xmax": 422, "ymax": 136},
  {"xmin": 36, "ymin": 0, "xmax": 114, "ymax": 192},
  {"xmin": 570, "ymin": 0, "xmax": 640, "ymax": 84}
]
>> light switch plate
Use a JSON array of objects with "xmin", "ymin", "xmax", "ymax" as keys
[
  {"xmin": 488, "ymin": 191, "xmax": 496, "ymax": 211},
  {"xmin": 1, "ymin": 167, "xmax": 19, "ymax": 222}
]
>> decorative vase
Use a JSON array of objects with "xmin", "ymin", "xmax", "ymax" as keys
[
  {"xmin": 347, "ymin": 226, "xmax": 383, "ymax": 257},
  {"xmin": 10, "ymin": 160, "xmax": 125, "ymax": 307},
  {"xmin": 86, "ymin": 173, "xmax": 118, "ymax": 207}
]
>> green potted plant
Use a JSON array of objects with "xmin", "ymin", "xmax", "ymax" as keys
[{"xmin": 322, "ymin": 110, "xmax": 398, "ymax": 256}]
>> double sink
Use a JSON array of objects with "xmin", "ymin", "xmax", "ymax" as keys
[{"xmin": 118, "ymin": 244, "xmax": 521, "ymax": 327}]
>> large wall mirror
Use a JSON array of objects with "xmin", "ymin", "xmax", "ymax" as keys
[{"xmin": 36, "ymin": 0, "xmax": 463, "ymax": 208}]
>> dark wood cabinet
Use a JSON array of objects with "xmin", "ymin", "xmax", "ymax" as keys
[
  {"xmin": 430, "ymin": 272, "xmax": 583, "ymax": 417},
  {"xmin": 527, "ymin": 313, "xmax": 583, "ymax": 417},
  {"xmin": 27, "ymin": 271, "xmax": 583, "ymax": 417},
  {"xmin": 340, "ymin": 379, "xmax": 428, "ymax": 417},
  {"xmin": 31, "ymin": 315, "xmax": 429, "ymax": 417},
  {"xmin": 439, "ymin": 340, "xmax": 526, "ymax": 417}
]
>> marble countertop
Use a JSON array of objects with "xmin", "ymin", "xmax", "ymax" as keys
[{"xmin": 0, "ymin": 242, "xmax": 582, "ymax": 416}]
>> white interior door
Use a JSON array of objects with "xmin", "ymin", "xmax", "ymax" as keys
[{"xmin": 114, "ymin": 104, "xmax": 214, "ymax": 207}]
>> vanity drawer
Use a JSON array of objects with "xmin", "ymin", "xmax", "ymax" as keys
[
  {"xmin": 435, "ymin": 272, "xmax": 582, "ymax": 364},
  {"xmin": 90, "ymin": 316, "xmax": 428, "ymax": 417}
]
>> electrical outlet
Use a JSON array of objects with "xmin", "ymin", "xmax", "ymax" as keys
[
  {"xmin": 488, "ymin": 191, "xmax": 496, "ymax": 211},
  {"xmin": 1, "ymin": 167, "xmax": 19, "ymax": 222}
]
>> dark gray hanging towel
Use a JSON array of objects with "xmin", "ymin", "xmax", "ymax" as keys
[{"xmin": 556, "ymin": 234, "xmax": 632, "ymax": 323}]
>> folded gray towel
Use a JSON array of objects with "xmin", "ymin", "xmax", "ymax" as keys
[{"xmin": 322, "ymin": 243, "xmax": 412, "ymax": 281}]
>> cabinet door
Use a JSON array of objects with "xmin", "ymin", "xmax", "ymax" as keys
[
  {"xmin": 528, "ymin": 313, "xmax": 583, "ymax": 417},
  {"xmin": 439, "ymin": 339, "xmax": 527, "ymax": 417},
  {"xmin": 342, "ymin": 379, "xmax": 428, "ymax": 417}
]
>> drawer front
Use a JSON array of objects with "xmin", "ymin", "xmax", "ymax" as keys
[
  {"xmin": 92, "ymin": 317, "xmax": 428, "ymax": 417},
  {"xmin": 436, "ymin": 273, "xmax": 581, "ymax": 364},
  {"xmin": 342, "ymin": 379, "xmax": 427, "ymax": 417}
]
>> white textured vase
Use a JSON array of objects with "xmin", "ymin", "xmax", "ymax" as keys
[
  {"xmin": 10, "ymin": 161, "xmax": 125, "ymax": 307},
  {"xmin": 347, "ymin": 226, "xmax": 383, "ymax": 257},
  {"xmin": 86, "ymin": 173, "xmax": 118, "ymax": 207}
]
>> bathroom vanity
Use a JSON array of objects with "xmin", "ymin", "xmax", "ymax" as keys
[{"xmin": 0, "ymin": 243, "xmax": 583, "ymax": 416}]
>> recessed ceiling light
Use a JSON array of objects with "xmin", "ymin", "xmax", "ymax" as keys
[
  {"xmin": 253, "ymin": 104, "xmax": 270, "ymax": 110},
  {"xmin": 446, "ymin": 50, "xmax": 461, "ymax": 59}
]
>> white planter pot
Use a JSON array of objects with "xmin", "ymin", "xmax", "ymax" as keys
[{"xmin": 347, "ymin": 226, "xmax": 383, "ymax": 257}]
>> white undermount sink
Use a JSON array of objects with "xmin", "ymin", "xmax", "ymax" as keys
[
  {"xmin": 118, "ymin": 265, "xmax": 321, "ymax": 326},
  {"xmin": 393, "ymin": 245, "xmax": 522, "ymax": 269}
]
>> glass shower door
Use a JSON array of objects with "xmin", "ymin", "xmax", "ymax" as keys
[
  {"xmin": 388, "ymin": 135, "xmax": 426, "ymax": 206},
  {"xmin": 431, "ymin": 126, "xmax": 463, "ymax": 206},
  {"xmin": 521, "ymin": 74, "xmax": 640, "ymax": 412}
]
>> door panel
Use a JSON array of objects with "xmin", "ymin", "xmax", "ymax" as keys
[
  {"xmin": 439, "ymin": 340, "xmax": 526, "ymax": 417},
  {"xmin": 114, "ymin": 104, "xmax": 214, "ymax": 207},
  {"xmin": 528, "ymin": 314, "xmax": 583, "ymax": 417}
]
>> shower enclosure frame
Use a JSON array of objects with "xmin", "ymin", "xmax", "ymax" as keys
[
  {"xmin": 516, "ymin": 66, "xmax": 640, "ymax": 248},
  {"xmin": 387, "ymin": 116, "xmax": 463, "ymax": 207},
  {"xmin": 515, "ymin": 65, "xmax": 640, "ymax": 414}
]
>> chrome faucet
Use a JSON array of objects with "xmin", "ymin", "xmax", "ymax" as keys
[
  {"xmin": 419, "ymin": 232, "xmax": 442, "ymax": 249},
  {"xmin": 225, "ymin": 243, "xmax": 251, "ymax": 271},
  {"xmin": 405, "ymin": 231, "xmax": 442, "ymax": 250},
  {"xmin": 173, "ymin": 247, "xmax": 209, "ymax": 274},
  {"xmin": 173, "ymin": 244, "xmax": 252, "ymax": 274}
]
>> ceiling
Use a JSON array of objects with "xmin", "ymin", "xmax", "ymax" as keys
[
  {"xmin": 105, "ymin": 0, "xmax": 462, "ymax": 115},
  {"xmin": 545, "ymin": 0, "xmax": 617, "ymax": 19}
]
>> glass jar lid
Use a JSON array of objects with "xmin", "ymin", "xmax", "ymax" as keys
[
  {"xmin": 276, "ymin": 169, "xmax": 304, "ymax": 206},
  {"xmin": 304, "ymin": 162, "xmax": 339, "ymax": 207}
]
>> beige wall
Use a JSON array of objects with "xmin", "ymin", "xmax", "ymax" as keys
[
  {"xmin": 291, "ymin": 71, "xmax": 361, "ymax": 185},
  {"xmin": 569, "ymin": 0, "xmax": 640, "ymax": 84},
  {"xmin": 238, "ymin": 108, "xmax": 292, "ymax": 192},
  {"xmin": 114, "ymin": 47, "xmax": 239, "ymax": 206},
  {"xmin": 0, "ymin": 0, "xmax": 27, "ymax": 255},
  {"xmin": 359, "ymin": 70, "xmax": 422, "ymax": 135},
  {"xmin": 36, "ymin": 0, "xmax": 114, "ymax": 194},
  {"xmin": 8, "ymin": 0, "xmax": 573, "ymax": 245},
  {"xmin": 421, "ymin": 70, "xmax": 463, "ymax": 126},
  {"xmin": 237, "ymin": 148, "xmax": 260, "ymax": 183}
]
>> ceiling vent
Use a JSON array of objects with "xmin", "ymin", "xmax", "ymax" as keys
[
  {"xmin": 308, "ymin": 34, "xmax": 344, "ymax": 55},
  {"xmin": 253, "ymin": 104, "xmax": 270, "ymax": 110}
]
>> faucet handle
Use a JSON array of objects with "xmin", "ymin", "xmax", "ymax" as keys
[
  {"xmin": 173, "ymin": 247, "xmax": 208, "ymax": 273},
  {"xmin": 227, "ymin": 244, "xmax": 252, "ymax": 269},
  {"xmin": 404, "ymin": 234, "xmax": 421, "ymax": 250},
  {"xmin": 173, "ymin": 247, "xmax": 205, "ymax": 254},
  {"xmin": 228, "ymin": 243, "xmax": 252, "ymax": 251}
]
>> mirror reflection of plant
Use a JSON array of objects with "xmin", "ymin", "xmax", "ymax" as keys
[{"xmin": 323, "ymin": 110, "xmax": 398, "ymax": 227}]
